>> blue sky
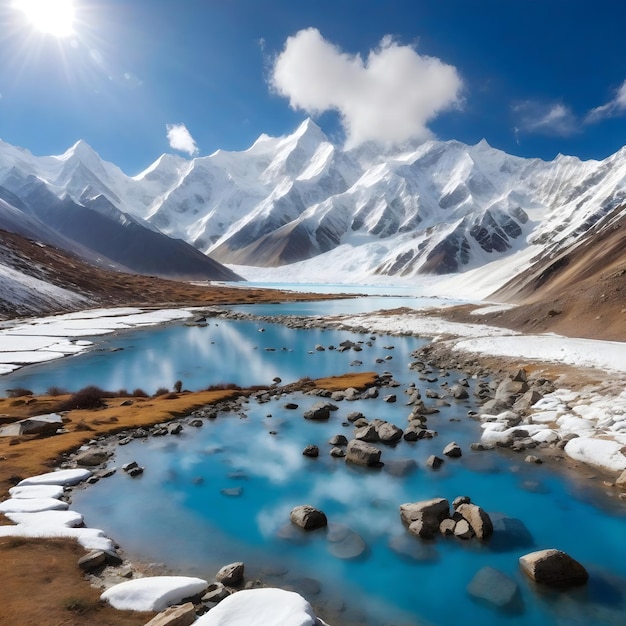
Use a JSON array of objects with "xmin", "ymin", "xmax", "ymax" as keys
[{"xmin": 1, "ymin": 0, "xmax": 626, "ymax": 174}]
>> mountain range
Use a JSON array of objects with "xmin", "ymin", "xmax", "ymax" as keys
[{"xmin": 0, "ymin": 119, "xmax": 625, "ymax": 329}]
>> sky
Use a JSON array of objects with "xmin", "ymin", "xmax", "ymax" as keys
[{"xmin": 1, "ymin": 0, "xmax": 626, "ymax": 175}]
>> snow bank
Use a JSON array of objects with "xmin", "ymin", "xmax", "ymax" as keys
[
  {"xmin": 9, "ymin": 484, "xmax": 64, "ymax": 499},
  {"xmin": 0, "ymin": 497, "xmax": 68, "ymax": 513},
  {"xmin": 194, "ymin": 588, "xmax": 322, "ymax": 626},
  {"xmin": 0, "ymin": 525, "xmax": 116, "ymax": 551},
  {"xmin": 100, "ymin": 576, "xmax": 208, "ymax": 611},
  {"xmin": 564, "ymin": 438, "xmax": 626, "ymax": 472},
  {"xmin": 5, "ymin": 510, "xmax": 84, "ymax": 528},
  {"xmin": 17, "ymin": 468, "xmax": 92, "ymax": 486}
]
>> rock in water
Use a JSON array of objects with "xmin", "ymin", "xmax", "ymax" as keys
[
  {"xmin": 346, "ymin": 439, "xmax": 382, "ymax": 467},
  {"xmin": 456, "ymin": 503, "xmax": 493, "ymax": 540},
  {"xmin": 467, "ymin": 566, "xmax": 522, "ymax": 613},
  {"xmin": 216, "ymin": 562, "xmax": 245, "ymax": 586},
  {"xmin": 519, "ymin": 549, "xmax": 589, "ymax": 587},
  {"xmin": 290, "ymin": 505, "xmax": 328, "ymax": 530}
]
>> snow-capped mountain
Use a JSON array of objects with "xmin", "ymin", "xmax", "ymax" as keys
[{"xmin": 1, "ymin": 120, "xmax": 625, "ymax": 288}]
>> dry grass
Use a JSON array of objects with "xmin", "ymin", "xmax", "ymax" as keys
[
  {"xmin": 0, "ymin": 372, "xmax": 378, "ymax": 626},
  {"xmin": 0, "ymin": 537, "xmax": 153, "ymax": 625}
]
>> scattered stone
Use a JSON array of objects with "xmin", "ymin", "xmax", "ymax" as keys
[
  {"xmin": 169, "ymin": 423, "xmax": 183, "ymax": 435},
  {"xmin": 144, "ymin": 603, "xmax": 196, "ymax": 626},
  {"xmin": 524, "ymin": 455, "xmax": 543, "ymax": 464},
  {"xmin": 400, "ymin": 498, "xmax": 450, "ymax": 537},
  {"xmin": 346, "ymin": 440, "xmax": 382, "ymax": 467},
  {"xmin": 78, "ymin": 550, "xmax": 106, "ymax": 572},
  {"xmin": 443, "ymin": 442, "xmax": 462, "ymax": 458},
  {"xmin": 454, "ymin": 519, "xmax": 474, "ymax": 540},
  {"xmin": 216, "ymin": 562, "xmax": 245, "ymax": 586},
  {"xmin": 303, "ymin": 402, "xmax": 336, "ymax": 421},
  {"xmin": 328, "ymin": 434, "xmax": 348, "ymax": 446},
  {"xmin": 426, "ymin": 455, "xmax": 445, "ymax": 470},
  {"xmin": 127, "ymin": 466, "xmax": 144, "ymax": 478},
  {"xmin": 220, "ymin": 487, "xmax": 243, "ymax": 497},
  {"xmin": 452, "ymin": 496, "xmax": 471, "ymax": 509},
  {"xmin": 189, "ymin": 419, "xmax": 204, "ymax": 428},
  {"xmin": 467, "ymin": 566, "xmax": 522, "ymax": 613},
  {"xmin": 290, "ymin": 505, "xmax": 328, "ymax": 530},
  {"xmin": 284, "ymin": 403, "xmax": 299, "ymax": 410},
  {"xmin": 376, "ymin": 421, "xmax": 404, "ymax": 444},
  {"xmin": 439, "ymin": 518, "xmax": 456, "ymax": 536},
  {"xmin": 75, "ymin": 448, "xmax": 110, "ymax": 466},
  {"xmin": 383, "ymin": 394, "xmax": 397, "ymax": 403},
  {"xmin": 202, "ymin": 582, "xmax": 231, "ymax": 603},
  {"xmin": 456, "ymin": 503, "xmax": 493, "ymax": 540},
  {"xmin": 519, "ymin": 549, "xmax": 589, "ymax": 586},
  {"xmin": 384, "ymin": 459, "xmax": 418, "ymax": 477},
  {"xmin": 354, "ymin": 423, "xmax": 379, "ymax": 443},
  {"xmin": 302, "ymin": 445, "xmax": 319, "ymax": 458},
  {"xmin": 330, "ymin": 447, "xmax": 346, "ymax": 458}
]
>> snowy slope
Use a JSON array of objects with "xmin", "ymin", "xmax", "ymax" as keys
[{"xmin": 1, "ymin": 121, "xmax": 626, "ymax": 289}]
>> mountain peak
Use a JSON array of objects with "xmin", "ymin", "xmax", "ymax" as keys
[
  {"xmin": 60, "ymin": 139, "xmax": 100, "ymax": 164},
  {"xmin": 293, "ymin": 118, "xmax": 327, "ymax": 142}
]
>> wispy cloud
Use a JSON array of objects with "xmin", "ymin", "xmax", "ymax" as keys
[
  {"xmin": 270, "ymin": 28, "xmax": 463, "ymax": 147},
  {"xmin": 166, "ymin": 123, "xmax": 199, "ymax": 156},
  {"xmin": 586, "ymin": 79, "xmax": 626, "ymax": 123},
  {"xmin": 513, "ymin": 101, "xmax": 578, "ymax": 137}
]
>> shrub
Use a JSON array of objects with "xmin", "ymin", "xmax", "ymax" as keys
[
  {"xmin": 46, "ymin": 386, "xmax": 69, "ymax": 397},
  {"xmin": 115, "ymin": 388, "xmax": 130, "ymax": 398},
  {"xmin": 6, "ymin": 387, "xmax": 33, "ymax": 398},
  {"xmin": 163, "ymin": 392, "xmax": 179, "ymax": 400},
  {"xmin": 174, "ymin": 380, "xmax": 183, "ymax": 393},
  {"xmin": 132, "ymin": 388, "xmax": 149, "ymax": 398},
  {"xmin": 56, "ymin": 385, "xmax": 106, "ymax": 411},
  {"xmin": 154, "ymin": 387, "xmax": 170, "ymax": 397},
  {"xmin": 204, "ymin": 383, "xmax": 241, "ymax": 391}
]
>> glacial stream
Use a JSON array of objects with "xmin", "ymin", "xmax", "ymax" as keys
[{"xmin": 3, "ymin": 296, "xmax": 626, "ymax": 625}]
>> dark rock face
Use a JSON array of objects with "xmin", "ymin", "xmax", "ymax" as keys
[
  {"xmin": 519, "ymin": 549, "xmax": 589, "ymax": 587},
  {"xmin": 290, "ymin": 505, "xmax": 328, "ymax": 531}
]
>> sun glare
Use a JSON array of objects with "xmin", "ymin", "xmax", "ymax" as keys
[{"xmin": 13, "ymin": 0, "xmax": 76, "ymax": 38}]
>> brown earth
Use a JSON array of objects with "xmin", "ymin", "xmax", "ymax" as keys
[
  {"xmin": 0, "ymin": 228, "xmax": 355, "ymax": 320},
  {"xmin": 0, "ymin": 372, "xmax": 377, "ymax": 626}
]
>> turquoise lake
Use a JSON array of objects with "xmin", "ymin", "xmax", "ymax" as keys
[{"xmin": 3, "ymin": 296, "xmax": 626, "ymax": 625}]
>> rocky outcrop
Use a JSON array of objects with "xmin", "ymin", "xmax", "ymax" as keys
[
  {"xmin": 400, "ymin": 498, "xmax": 450, "ymax": 538},
  {"xmin": 144, "ymin": 603, "xmax": 196, "ymax": 626},
  {"xmin": 216, "ymin": 562, "xmax": 245, "ymax": 586},
  {"xmin": 456, "ymin": 503, "xmax": 494, "ymax": 540}
]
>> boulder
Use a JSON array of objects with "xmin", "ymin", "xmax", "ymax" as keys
[
  {"xmin": 202, "ymin": 582, "xmax": 231, "ymax": 603},
  {"xmin": 302, "ymin": 445, "xmax": 319, "ymax": 458},
  {"xmin": 0, "ymin": 413, "xmax": 63, "ymax": 437},
  {"xmin": 78, "ymin": 550, "xmax": 106, "ymax": 572},
  {"xmin": 290, "ymin": 505, "xmax": 328, "ymax": 530},
  {"xmin": 400, "ymin": 498, "xmax": 450, "ymax": 536},
  {"xmin": 216, "ymin": 562, "xmax": 245, "ymax": 586},
  {"xmin": 456, "ymin": 503, "xmax": 493, "ymax": 540},
  {"xmin": 426, "ymin": 455, "xmax": 444, "ymax": 470},
  {"xmin": 329, "ymin": 447, "xmax": 346, "ymax": 458},
  {"xmin": 75, "ymin": 448, "xmax": 110, "ymax": 466},
  {"xmin": 439, "ymin": 519, "xmax": 456, "ymax": 536},
  {"xmin": 346, "ymin": 440, "xmax": 382, "ymax": 467},
  {"xmin": 328, "ymin": 434, "xmax": 348, "ymax": 446},
  {"xmin": 303, "ymin": 402, "xmax": 336, "ymax": 420},
  {"xmin": 376, "ymin": 421, "xmax": 404, "ymax": 444},
  {"xmin": 519, "ymin": 549, "xmax": 588, "ymax": 586},
  {"xmin": 450, "ymin": 385, "xmax": 469, "ymax": 400},
  {"xmin": 144, "ymin": 603, "xmax": 196, "ymax": 626},
  {"xmin": 467, "ymin": 566, "xmax": 522, "ymax": 612},
  {"xmin": 354, "ymin": 423, "xmax": 379, "ymax": 442},
  {"xmin": 443, "ymin": 442, "xmax": 462, "ymax": 458},
  {"xmin": 453, "ymin": 519, "xmax": 474, "ymax": 540},
  {"xmin": 452, "ymin": 496, "xmax": 471, "ymax": 509}
]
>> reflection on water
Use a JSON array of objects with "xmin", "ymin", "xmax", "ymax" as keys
[{"xmin": 0, "ymin": 312, "xmax": 424, "ymax": 395}]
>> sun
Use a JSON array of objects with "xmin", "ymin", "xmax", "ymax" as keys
[{"xmin": 13, "ymin": 0, "xmax": 76, "ymax": 38}]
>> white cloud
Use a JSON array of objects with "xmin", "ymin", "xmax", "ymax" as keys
[
  {"xmin": 166, "ymin": 123, "xmax": 199, "ymax": 156},
  {"xmin": 270, "ymin": 28, "xmax": 463, "ymax": 147},
  {"xmin": 513, "ymin": 101, "xmax": 578, "ymax": 137},
  {"xmin": 586, "ymin": 79, "xmax": 626, "ymax": 123}
]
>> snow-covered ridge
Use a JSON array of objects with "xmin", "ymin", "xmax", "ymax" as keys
[{"xmin": 1, "ymin": 121, "xmax": 626, "ymax": 287}]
